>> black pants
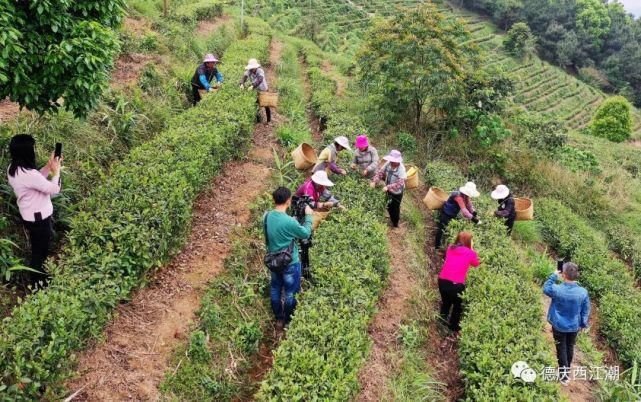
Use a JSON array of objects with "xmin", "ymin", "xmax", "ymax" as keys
[
  {"xmin": 23, "ymin": 217, "xmax": 52, "ymax": 276},
  {"xmin": 438, "ymin": 278, "xmax": 465, "ymax": 331},
  {"xmin": 506, "ymin": 217, "xmax": 515, "ymax": 235},
  {"xmin": 435, "ymin": 211, "xmax": 455, "ymax": 250},
  {"xmin": 553, "ymin": 329, "xmax": 578, "ymax": 380},
  {"xmin": 255, "ymin": 98, "xmax": 271, "ymax": 123},
  {"xmin": 387, "ymin": 191, "xmax": 403, "ymax": 227},
  {"xmin": 300, "ymin": 239, "xmax": 311, "ymax": 279},
  {"xmin": 192, "ymin": 86, "xmax": 202, "ymax": 105}
]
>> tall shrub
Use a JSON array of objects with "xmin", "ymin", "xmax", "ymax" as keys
[{"xmin": 589, "ymin": 96, "xmax": 632, "ymax": 143}]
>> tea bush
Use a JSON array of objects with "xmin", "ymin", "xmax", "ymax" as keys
[
  {"xmin": 537, "ymin": 198, "xmax": 641, "ymax": 366},
  {"xmin": 257, "ymin": 174, "xmax": 389, "ymax": 400},
  {"xmin": 429, "ymin": 162, "xmax": 560, "ymax": 400},
  {"xmin": 173, "ymin": 1, "xmax": 223, "ymax": 24},
  {"xmin": 0, "ymin": 30, "xmax": 270, "ymax": 400}
]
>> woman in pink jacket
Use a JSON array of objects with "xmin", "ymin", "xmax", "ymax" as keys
[
  {"xmin": 7, "ymin": 134, "xmax": 62, "ymax": 278},
  {"xmin": 438, "ymin": 231, "xmax": 480, "ymax": 332}
]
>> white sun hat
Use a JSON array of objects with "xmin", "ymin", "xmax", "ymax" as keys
[
  {"xmin": 383, "ymin": 149, "xmax": 403, "ymax": 163},
  {"xmin": 203, "ymin": 54, "xmax": 219, "ymax": 63},
  {"xmin": 491, "ymin": 184, "xmax": 510, "ymax": 200},
  {"xmin": 245, "ymin": 58, "xmax": 261, "ymax": 69},
  {"xmin": 334, "ymin": 136, "xmax": 351, "ymax": 151},
  {"xmin": 311, "ymin": 170, "xmax": 335, "ymax": 187},
  {"xmin": 459, "ymin": 181, "xmax": 480, "ymax": 198}
]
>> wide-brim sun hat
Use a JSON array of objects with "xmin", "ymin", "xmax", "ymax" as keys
[
  {"xmin": 491, "ymin": 184, "xmax": 510, "ymax": 200},
  {"xmin": 459, "ymin": 181, "xmax": 480, "ymax": 198},
  {"xmin": 355, "ymin": 135, "xmax": 369, "ymax": 148},
  {"xmin": 204, "ymin": 54, "xmax": 219, "ymax": 63},
  {"xmin": 311, "ymin": 170, "xmax": 335, "ymax": 187},
  {"xmin": 334, "ymin": 136, "xmax": 351, "ymax": 151},
  {"xmin": 383, "ymin": 149, "xmax": 403, "ymax": 163},
  {"xmin": 246, "ymin": 58, "xmax": 261, "ymax": 69}
]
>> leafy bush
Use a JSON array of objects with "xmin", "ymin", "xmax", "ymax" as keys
[
  {"xmin": 606, "ymin": 224, "xmax": 641, "ymax": 280},
  {"xmin": 397, "ymin": 132, "xmax": 418, "ymax": 157},
  {"xmin": 589, "ymin": 96, "xmax": 632, "ymax": 143},
  {"xmin": 556, "ymin": 146, "xmax": 601, "ymax": 174},
  {"xmin": 512, "ymin": 112, "xmax": 567, "ymax": 152},
  {"xmin": 173, "ymin": 1, "xmax": 223, "ymax": 24},
  {"xmin": 0, "ymin": 30, "xmax": 270, "ymax": 400},
  {"xmin": 0, "ymin": 1, "xmax": 125, "ymax": 117},
  {"xmin": 503, "ymin": 22, "xmax": 535, "ymax": 59},
  {"xmin": 537, "ymin": 198, "xmax": 641, "ymax": 366}
]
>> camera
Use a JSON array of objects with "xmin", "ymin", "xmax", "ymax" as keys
[{"xmin": 291, "ymin": 195, "xmax": 314, "ymax": 278}]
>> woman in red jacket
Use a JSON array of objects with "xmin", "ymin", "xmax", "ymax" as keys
[{"xmin": 438, "ymin": 231, "xmax": 480, "ymax": 332}]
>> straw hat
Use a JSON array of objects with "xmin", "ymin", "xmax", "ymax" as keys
[
  {"xmin": 383, "ymin": 149, "xmax": 403, "ymax": 163},
  {"xmin": 203, "ymin": 54, "xmax": 219, "ymax": 63},
  {"xmin": 246, "ymin": 58, "xmax": 261, "ymax": 69},
  {"xmin": 311, "ymin": 171, "xmax": 335, "ymax": 187},
  {"xmin": 355, "ymin": 135, "xmax": 369, "ymax": 148},
  {"xmin": 491, "ymin": 184, "xmax": 510, "ymax": 200},
  {"xmin": 334, "ymin": 136, "xmax": 351, "ymax": 151},
  {"xmin": 459, "ymin": 182, "xmax": 480, "ymax": 198}
]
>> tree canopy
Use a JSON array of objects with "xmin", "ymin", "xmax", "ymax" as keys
[
  {"xmin": 0, "ymin": 1, "xmax": 125, "ymax": 117},
  {"xmin": 357, "ymin": 3, "xmax": 477, "ymax": 129},
  {"xmin": 590, "ymin": 96, "xmax": 633, "ymax": 142}
]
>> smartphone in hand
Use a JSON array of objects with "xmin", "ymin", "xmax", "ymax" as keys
[
  {"xmin": 557, "ymin": 260, "xmax": 564, "ymax": 273},
  {"xmin": 55, "ymin": 143, "xmax": 62, "ymax": 159}
]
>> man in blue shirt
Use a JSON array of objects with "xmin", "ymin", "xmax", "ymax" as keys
[
  {"xmin": 543, "ymin": 262, "xmax": 590, "ymax": 386},
  {"xmin": 191, "ymin": 54, "xmax": 223, "ymax": 105}
]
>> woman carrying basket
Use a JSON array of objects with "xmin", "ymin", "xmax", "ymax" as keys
[
  {"xmin": 240, "ymin": 58, "xmax": 271, "ymax": 123},
  {"xmin": 371, "ymin": 150, "xmax": 407, "ymax": 228}
]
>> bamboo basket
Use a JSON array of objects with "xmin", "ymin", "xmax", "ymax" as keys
[
  {"xmin": 406, "ymin": 165, "xmax": 419, "ymax": 189},
  {"xmin": 291, "ymin": 143, "xmax": 317, "ymax": 170},
  {"xmin": 423, "ymin": 187, "xmax": 448, "ymax": 210},
  {"xmin": 258, "ymin": 91, "xmax": 279, "ymax": 107},
  {"xmin": 312, "ymin": 210, "xmax": 330, "ymax": 230},
  {"xmin": 515, "ymin": 198, "xmax": 534, "ymax": 221}
]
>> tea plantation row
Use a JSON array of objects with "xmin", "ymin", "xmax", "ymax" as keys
[
  {"xmin": 258, "ymin": 45, "xmax": 390, "ymax": 399},
  {"xmin": 425, "ymin": 161, "xmax": 560, "ymax": 401},
  {"xmin": 0, "ymin": 22, "xmax": 270, "ymax": 400},
  {"xmin": 537, "ymin": 199, "xmax": 641, "ymax": 367}
]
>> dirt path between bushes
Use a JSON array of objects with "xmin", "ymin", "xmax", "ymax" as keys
[
  {"xmin": 65, "ymin": 40, "xmax": 283, "ymax": 402},
  {"xmin": 357, "ymin": 224, "xmax": 414, "ymax": 401},
  {"xmin": 357, "ymin": 187, "xmax": 462, "ymax": 401}
]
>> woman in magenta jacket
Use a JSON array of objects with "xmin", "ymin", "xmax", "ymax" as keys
[{"xmin": 438, "ymin": 231, "xmax": 480, "ymax": 332}]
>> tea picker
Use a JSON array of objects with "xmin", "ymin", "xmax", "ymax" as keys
[
  {"xmin": 371, "ymin": 150, "xmax": 407, "ymax": 229},
  {"xmin": 434, "ymin": 181, "xmax": 481, "ymax": 250},
  {"xmin": 239, "ymin": 58, "xmax": 272, "ymax": 123},
  {"xmin": 351, "ymin": 135, "xmax": 379, "ymax": 178},
  {"xmin": 294, "ymin": 171, "xmax": 346, "ymax": 279},
  {"xmin": 491, "ymin": 184, "xmax": 516, "ymax": 235},
  {"xmin": 191, "ymin": 54, "xmax": 223, "ymax": 105},
  {"xmin": 312, "ymin": 136, "xmax": 351, "ymax": 176}
]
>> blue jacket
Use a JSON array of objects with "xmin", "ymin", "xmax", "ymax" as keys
[
  {"xmin": 543, "ymin": 273, "xmax": 590, "ymax": 332},
  {"xmin": 191, "ymin": 63, "xmax": 223, "ymax": 90}
]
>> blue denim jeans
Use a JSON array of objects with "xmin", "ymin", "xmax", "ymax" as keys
[{"xmin": 270, "ymin": 262, "xmax": 301, "ymax": 323}]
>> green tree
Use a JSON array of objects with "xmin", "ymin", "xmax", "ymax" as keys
[
  {"xmin": 590, "ymin": 96, "xmax": 632, "ymax": 142},
  {"xmin": 503, "ymin": 22, "xmax": 536, "ymax": 59},
  {"xmin": 576, "ymin": 0, "xmax": 611, "ymax": 47},
  {"xmin": 0, "ymin": 1, "xmax": 124, "ymax": 118},
  {"xmin": 357, "ymin": 4, "xmax": 476, "ymax": 129}
]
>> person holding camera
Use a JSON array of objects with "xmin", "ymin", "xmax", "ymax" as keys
[
  {"xmin": 264, "ymin": 187, "xmax": 313, "ymax": 328},
  {"xmin": 543, "ymin": 262, "xmax": 590, "ymax": 386},
  {"xmin": 7, "ymin": 134, "xmax": 62, "ymax": 279},
  {"xmin": 434, "ymin": 182, "xmax": 481, "ymax": 250}
]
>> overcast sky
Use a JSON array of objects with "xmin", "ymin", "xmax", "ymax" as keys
[{"xmin": 617, "ymin": 0, "xmax": 641, "ymax": 17}]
